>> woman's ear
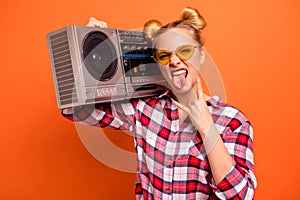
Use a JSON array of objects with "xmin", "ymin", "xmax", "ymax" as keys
[{"xmin": 200, "ymin": 48, "xmax": 206, "ymax": 64}]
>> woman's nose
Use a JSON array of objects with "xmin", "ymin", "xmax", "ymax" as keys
[{"xmin": 168, "ymin": 53, "xmax": 181, "ymax": 67}]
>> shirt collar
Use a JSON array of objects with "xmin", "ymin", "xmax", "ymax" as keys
[
  {"xmin": 157, "ymin": 89, "xmax": 222, "ymax": 108},
  {"xmin": 157, "ymin": 90, "xmax": 171, "ymax": 99}
]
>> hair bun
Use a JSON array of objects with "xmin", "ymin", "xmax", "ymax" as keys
[
  {"xmin": 181, "ymin": 7, "xmax": 207, "ymax": 31},
  {"xmin": 143, "ymin": 19, "xmax": 162, "ymax": 42}
]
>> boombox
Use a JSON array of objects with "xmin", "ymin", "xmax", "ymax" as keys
[{"xmin": 46, "ymin": 25, "xmax": 167, "ymax": 109}]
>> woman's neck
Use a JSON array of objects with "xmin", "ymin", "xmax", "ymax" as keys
[
  {"xmin": 173, "ymin": 86, "xmax": 210, "ymax": 124},
  {"xmin": 176, "ymin": 90, "xmax": 197, "ymax": 107}
]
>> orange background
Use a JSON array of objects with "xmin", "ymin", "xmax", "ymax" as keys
[{"xmin": 1, "ymin": 0, "xmax": 300, "ymax": 199}]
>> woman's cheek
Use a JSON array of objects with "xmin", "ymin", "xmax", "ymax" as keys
[
  {"xmin": 189, "ymin": 54, "xmax": 202, "ymax": 73},
  {"xmin": 159, "ymin": 66, "xmax": 170, "ymax": 80}
]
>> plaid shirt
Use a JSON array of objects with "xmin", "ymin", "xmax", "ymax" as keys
[{"xmin": 63, "ymin": 91, "xmax": 257, "ymax": 199}]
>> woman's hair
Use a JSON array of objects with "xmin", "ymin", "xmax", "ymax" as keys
[{"xmin": 143, "ymin": 7, "xmax": 207, "ymax": 46}]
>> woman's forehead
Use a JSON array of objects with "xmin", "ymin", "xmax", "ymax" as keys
[{"xmin": 153, "ymin": 28, "xmax": 198, "ymax": 49}]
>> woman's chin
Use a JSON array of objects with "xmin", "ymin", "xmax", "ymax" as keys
[{"xmin": 170, "ymin": 84, "xmax": 193, "ymax": 95}]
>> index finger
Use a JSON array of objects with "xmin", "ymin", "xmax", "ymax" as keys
[
  {"xmin": 196, "ymin": 76, "xmax": 204, "ymax": 100},
  {"xmin": 173, "ymin": 100, "xmax": 190, "ymax": 114}
]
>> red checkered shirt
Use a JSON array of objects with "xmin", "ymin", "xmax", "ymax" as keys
[{"xmin": 62, "ymin": 91, "xmax": 257, "ymax": 199}]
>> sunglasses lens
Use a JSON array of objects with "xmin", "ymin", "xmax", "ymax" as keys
[
  {"xmin": 155, "ymin": 50, "xmax": 171, "ymax": 65},
  {"xmin": 176, "ymin": 45, "xmax": 194, "ymax": 60}
]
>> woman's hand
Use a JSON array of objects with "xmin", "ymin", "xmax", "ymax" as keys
[
  {"xmin": 175, "ymin": 77, "xmax": 234, "ymax": 184},
  {"xmin": 86, "ymin": 17, "xmax": 108, "ymax": 28},
  {"xmin": 174, "ymin": 76, "xmax": 213, "ymax": 136}
]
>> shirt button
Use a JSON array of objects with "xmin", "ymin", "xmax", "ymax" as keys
[{"xmin": 165, "ymin": 187, "xmax": 171, "ymax": 191}]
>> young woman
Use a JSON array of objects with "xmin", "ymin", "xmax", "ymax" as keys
[{"xmin": 63, "ymin": 7, "xmax": 257, "ymax": 199}]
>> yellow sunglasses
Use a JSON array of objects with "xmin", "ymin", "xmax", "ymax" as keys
[{"xmin": 152, "ymin": 44, "xmax": 199, "ymax": 65}]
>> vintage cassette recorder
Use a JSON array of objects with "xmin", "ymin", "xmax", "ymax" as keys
[{"xmin": 46, "ymin": 25, "xmax": 167, "ymax": 109}]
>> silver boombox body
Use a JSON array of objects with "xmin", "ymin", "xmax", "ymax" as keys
[{"xmin": 46, "ymin": 25, "xmax": 167, "ymax": 109}]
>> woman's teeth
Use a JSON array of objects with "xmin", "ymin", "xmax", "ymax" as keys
[{"xmin": 172, "ymin": 69, "xmax": 187, "ymax": 76}]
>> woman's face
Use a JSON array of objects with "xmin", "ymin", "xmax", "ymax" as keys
[{"xmin": 153, "ymin": 28, "xmax": 203, "ymax": 95}]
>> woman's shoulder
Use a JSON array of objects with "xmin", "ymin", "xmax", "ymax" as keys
[{"xmin": 208, "ymin": 96, "xmax": 252, "ymax": 131}]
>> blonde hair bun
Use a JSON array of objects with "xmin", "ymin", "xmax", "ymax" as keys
[
  {"xmin": 143, "ymin": 19, "xmax": 162, "ymax": 42},
  {"xmin": 181, "ymin": 7, "xmax": 207, "ymax": 31}
]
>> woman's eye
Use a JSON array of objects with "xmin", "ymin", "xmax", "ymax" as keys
[
  {"xmin": 179, "ymin": 48, "xmax": 192, "ymax": 55},
  {"xmin": 158, "ymin": 53, "xmax": 170, "ymax": 60}
]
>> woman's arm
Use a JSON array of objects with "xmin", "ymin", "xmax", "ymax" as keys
[
  {"xmin": 175, "ymin": 77, "xmax": 257, "ymax": 199},
  {"xmin": 174, "ymin": 77, "xmax": 233, "ymax": 183},
  {"xmin": 62, "ymin": 100, "xmax": 137, "ymax": 131}
]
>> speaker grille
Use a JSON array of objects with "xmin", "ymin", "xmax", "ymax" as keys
[{"xmin": 49, "ymin": 30, "xmax": 78, "ymax": 106}]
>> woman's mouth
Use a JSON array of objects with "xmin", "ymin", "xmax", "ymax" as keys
[
  {"xmin": 172, "ymin": 69, "xmax": 187, "ymax": 77},
  {"xmin": 172, "ymin": 69, "xmax": 188, "ymax": 89}
]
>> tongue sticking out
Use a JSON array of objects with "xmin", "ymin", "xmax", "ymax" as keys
[{"xmin": 172, "ymin": 71, "xmax": 187, "ymax": 89}]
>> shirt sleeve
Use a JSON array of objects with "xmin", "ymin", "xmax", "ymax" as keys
[
  {"xmin": 209, "ymin": 120, "xmax": 257, "ymax": 199},
  {"xmin": 61, "ymin": 100, "xmax": 137, "ymax": 131},
  {"xmin": 135, "ymin": 173, "xmax": 144, "ymax": 200}
]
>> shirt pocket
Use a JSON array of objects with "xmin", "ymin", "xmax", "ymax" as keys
[{"xmin": 144, "ymin": 134, "xmax": 175, "ymax": 173}]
